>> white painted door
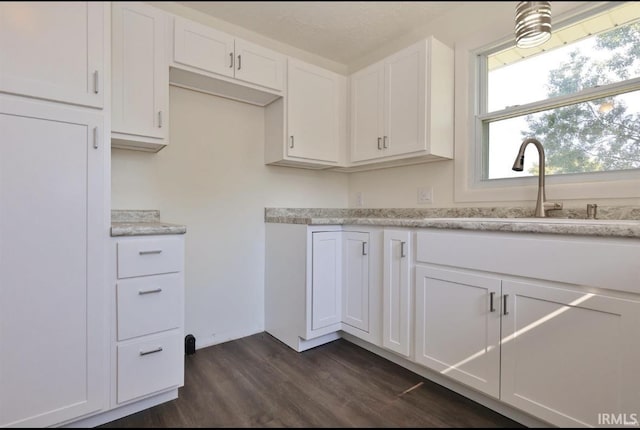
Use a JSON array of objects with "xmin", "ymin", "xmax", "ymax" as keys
[
  {"xmin": 311, "ymin": 232, "xmax": 342, "ymax": 330},
  {"xmin": 112, "ymin": 2, "xmax": 168, "ymax": 140},
  {"xmin": 287, "ymin": 58, "xmax": 340, "ymax": 163},
  {"xmin": 501, "ymin": 280, "xmax": 640, "ymax": 427},
  {"xmin": 234, "ymin": 38, "xmax": 284, "ymax": 91},
  {"xmin": 382, "ymin": 230, "xmax": 411, "ymax": 357},
  {"xmin": 384, "ymin": 41, "xmax": 425, "ymax": 156},
  {"xmin": 342, "ymin": 232, "xmax": 370, "ymax": 333},
  {"xmin": 0, "ymin": 2, "xmax": 104, "ymax": 108},
  {"xmin": 350, "ymin": 62, "xmax": 384, "ymax": 162},
  {"xmin": 173, "ymin": 17, "xmax": 234, "ymax": 78},
  {"xmin": 415, "ymin": 266, "xmax": 501, "ymax": 398},
  {"xmin": 0, "ymin": 96, "xmax": 106, "ymax": 427}
]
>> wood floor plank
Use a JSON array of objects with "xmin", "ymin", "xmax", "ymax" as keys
[{"xmin": 100, "ymin": 333, "xmax": 524, "ymax": 428}]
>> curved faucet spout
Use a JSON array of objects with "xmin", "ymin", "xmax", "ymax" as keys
[{"xmin": 512, "ymin": 138, "xmax": 562, "ymax": 217}]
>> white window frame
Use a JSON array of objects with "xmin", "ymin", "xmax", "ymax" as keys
[{"xmin": 454, "ymin": 1, "xmax": 640, "ymax": 204}]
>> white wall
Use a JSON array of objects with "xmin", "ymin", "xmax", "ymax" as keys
[{"xmin": 112, "ymin": 86, "xmax": 349, "ymax": 348}]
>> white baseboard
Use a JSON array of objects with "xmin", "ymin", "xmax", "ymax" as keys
[
  {"xmin": 195, "ymin": 326, "xmax": 263, "ymax": 350},
  {"xmin": 62, "ymin": 389, "xmax": 178, "ymax": 428}
]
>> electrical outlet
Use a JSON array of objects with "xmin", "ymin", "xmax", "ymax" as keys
[
  {"xmin": 417, "ymin": 187, "xmax": 433, "ymax": 204},
  {"xmin": 355, "ymin": 191, "xmax": 364, "ymax": 207}
]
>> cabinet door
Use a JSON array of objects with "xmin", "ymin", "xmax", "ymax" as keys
[
  {"xmin": 384, "ymin": 41, "xmax": 425, "ymax": 156},
  {"xmin": 234, "ymin": 38, "xmax": 284, "ymax": 91},
  {"xmin": 382, "ymin": 230, "xmax": 411, "ymax": 357},
  {"xmin": 0, "ymin": 96, "xmax": 106, "ymax": 427},
  {"xmin": 287, "ymin": 59, "xmax": 340, "ymax": 163},
  {"xmin": 350, "ymin": 62, "xmax": 384, "ymax": 162},
  {"xmin": 0, "ymin": 2, "xmax": 104, "ymax": 108},
  {"xmin": 415, "ymin": 267, "xmax": 501, "ymax": 398},
  {"xmin": 342, "ymin": 232, "xmax": 370, "ymax": 332},
  {"xmin": 501, "ymin": 281, "xmax": 640, "ymax": 427},
  {"xmin": 112, "ymin": 2, "xmax": 168, "ymax": 141},
  {"xmin": 311, "ymin": 232, "xmax": 342, "ymax": 330},
  {"xmin": 173, "ymin": 17, "xmax": 234, "ymax": 78}
]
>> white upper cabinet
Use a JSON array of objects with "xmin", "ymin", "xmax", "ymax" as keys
[
  {"xmin": 350, "ymin": 62, "xmax": 384, "ymax": 162},
  {"xmin": 348, "ymin": 37, "xmax": 453, "ymax": 170},
  {"xmin": 112, "ymin": 2, "xmax": 169, "ymax": 152},
  {"xmin": 285, "ymin": 58, "xmax": 343, "ymax": 164},
  {"xmin": 173, "ymin": 17, "xmax": 284, "ymax": 92},
  {"xmin": 0, "ymin": 2, "xmax": 105, "ymax": 108}
]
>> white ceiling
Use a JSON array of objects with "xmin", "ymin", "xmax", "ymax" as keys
[{"xmin": 178, "ymin": 1, "xmax": 467, "ymax": 64}]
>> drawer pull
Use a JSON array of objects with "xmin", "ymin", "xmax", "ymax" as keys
[
  {"xmin": 139, "ymin": 346, "xmax": 163, "ymax": 356},
  {"xmin": 139, "ymin": 250, "xmax": 162, "ymax": 255},
  {"xmin": 138, "ymin": 288, "xmax": 162, "ymax": 295}
]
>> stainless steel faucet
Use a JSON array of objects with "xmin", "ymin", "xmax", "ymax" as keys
[{"xmin": 512, "ymin": 138, "xmax": 563, "ymax": 217}]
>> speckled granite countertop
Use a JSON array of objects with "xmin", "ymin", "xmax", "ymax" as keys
[
  {"xmin": 265, "ymin": 207, "xmax": 640, "ymax": 239},
  {"xmin": 111, "ymin": 210, "xmax": 186, "ymax": 237}
]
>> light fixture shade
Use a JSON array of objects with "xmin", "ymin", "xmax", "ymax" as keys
[{"xmin": 515, "ymin": 1, "xmax": 551, "ymax": 49}]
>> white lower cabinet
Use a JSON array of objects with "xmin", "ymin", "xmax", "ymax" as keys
[
  {"xmin": 113, "ymin": 235, "xmax": 185, "ymax": 406},
  {"xmin": 265, "ymin": 224, "xmax": 380, "ymax": 351},
  {"xmin": 500, "ymin": 280, "xmax": 640, "ymax": 427},
  {"xmin": 382, "ymin": 230, "xmax": 412, "ymax": 357},
  {"xmin": 414, "ymin": 266, "xmax": 501, "ymax": 398},
  {"xmin": 311, "ymin": 231, "xmax": 343, "ymax": 330},
  {"xmin": 414, "ymin": 229, "xmax": 640, "ymax": 428},
  {"xmin": 342, "ymin": 232, "xmax": 370, "ymax": 333}
]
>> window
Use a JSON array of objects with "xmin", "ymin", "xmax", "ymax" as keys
[{"xmin": 478, "ymin": 2, "xmax": 640, "ymax": 181}]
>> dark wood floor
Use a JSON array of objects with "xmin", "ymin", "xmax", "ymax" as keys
[{"xmin": 101, "ymin": 333, "xmax": 523, "ymax": 428}]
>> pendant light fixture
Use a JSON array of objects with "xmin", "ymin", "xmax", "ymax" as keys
[{"xmin": 515, "ymin": 1, "xmax": 552, "ymax": 48}]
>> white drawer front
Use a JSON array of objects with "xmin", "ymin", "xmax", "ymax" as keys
[
  {"xmin": 117, "ymin": 237, "xmax": 183, "ymax": 279},
  {"xmin": 117, "ymin": 274, "xmax": 183, "ymax": 341},
  {"xmin": 117, "ymin": 331, "xmax": 183, "ymax": 404}
]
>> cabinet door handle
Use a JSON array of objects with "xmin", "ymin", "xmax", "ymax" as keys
[
  {"xmin": 383, "ymin": 135, "xmax": 388, "ymax": 149},
  {"xmin": 93, "ymin": 70, "xmax": 99, "ymax": 94},
  {"xmin": 377, "ymin": 137, "xmax": 382, "ymax": 150},
  {"xmin": 138, "ymin": 288, "xmax": 162, "ymax": 295},
  {"xmin": 289, "ymin": 135, "xmax": 294, "ymax": 149},
  {"xmin": 503, "ymin": 294, "xmax": 509, "ymax": 316},
  {"xmin": 362, "ymin": 241, "xmax": 368, "ymax": 256},
  {"xmin": 489, "ymin": 292, "xmax": 495, "ymax": 312},
  {"xmin": 139, "ymin": 250, "xmax": 162, "ymax": 255},
  {"xmin": 139, "ymin": 346, "xmax": 163, "ymax": 356},
  {"xmin": 237, "ymin": 54, "xmax": 241, "ymax": 70},
  {"xmin": 229, "ymin": 52, "xmax": 234, "ymax": 68},
  {"xmin": 93, "ymin": 126, "xmax": 98, "ymax": 149},
  {"xmin": 400, "ymin": 241, "xmax": 406, "ymax": 258},
  {"xmin": 158, "ymin": 111, "xmax": 163, "ymax": 128}
]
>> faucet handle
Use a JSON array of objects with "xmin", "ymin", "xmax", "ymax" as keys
[
  {"xmin": 543, "ymin": 201, "xmax": 563, "ymax": 213},
  {"xmin": 586, "ymin": 203, "xmax": 598, "ymax": 219}
]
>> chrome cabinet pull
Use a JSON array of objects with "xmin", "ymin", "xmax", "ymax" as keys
[
  {"xmin": 139, "ymin": 250, "xmax": 162, "ymax": 255},
  {"xmin": 377, "ymin": 137, "xmax": 382, "ymax": 150},
  {"xmin": 289, "ymin": 135, "xmax": 294, "ymax": 149},
  {"xmin": 237, "ymin": 54, "xmax": 241, "ymax": 70},
  {"xmin": 503, "ymin": 294, "xmax": 509, "ymax": 315},
  {"xmin": 93, "ymin": 70, "xmax": 99, "ymax": 94},
  {"xmin": 383, "ymin": 135, "xmax": 388, "ymax": 148},
  {"xmin": 490, "ymin": 292, "xmax": 495, "ymax": 312},
  {"xmin": 139, "ymin": 347, "xmax": 163, "ymax": 356},
  {"xmin": 93, "ymin": 126, "xmax": 98, "ymax": 149},
  {"xmin": 229, "ymin": 52, "xmax": 234, "ymax": 68},
  {"xmin": 158, "ymin": 111, "xmax": 163, "ymax": 128},
  {"xmin": 362, "ymin": 242, "xmax": 368, "ymax": 256},
  {"xmin": 138, "ymin": 288, "xmax": 162, "ymax": 295},
  {"xmin": 400, "ymin": 241, "xmax": 406, "ymax": 258}
]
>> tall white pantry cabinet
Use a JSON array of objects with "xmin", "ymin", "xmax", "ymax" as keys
[{"xmin": 0, "ymin": 2, "xmax": 110, "ymax": 427}]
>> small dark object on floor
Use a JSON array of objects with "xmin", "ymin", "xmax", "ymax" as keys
[{"xmin": 184, "ymin": 334, "xmax": 196, "ymax": 355}]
